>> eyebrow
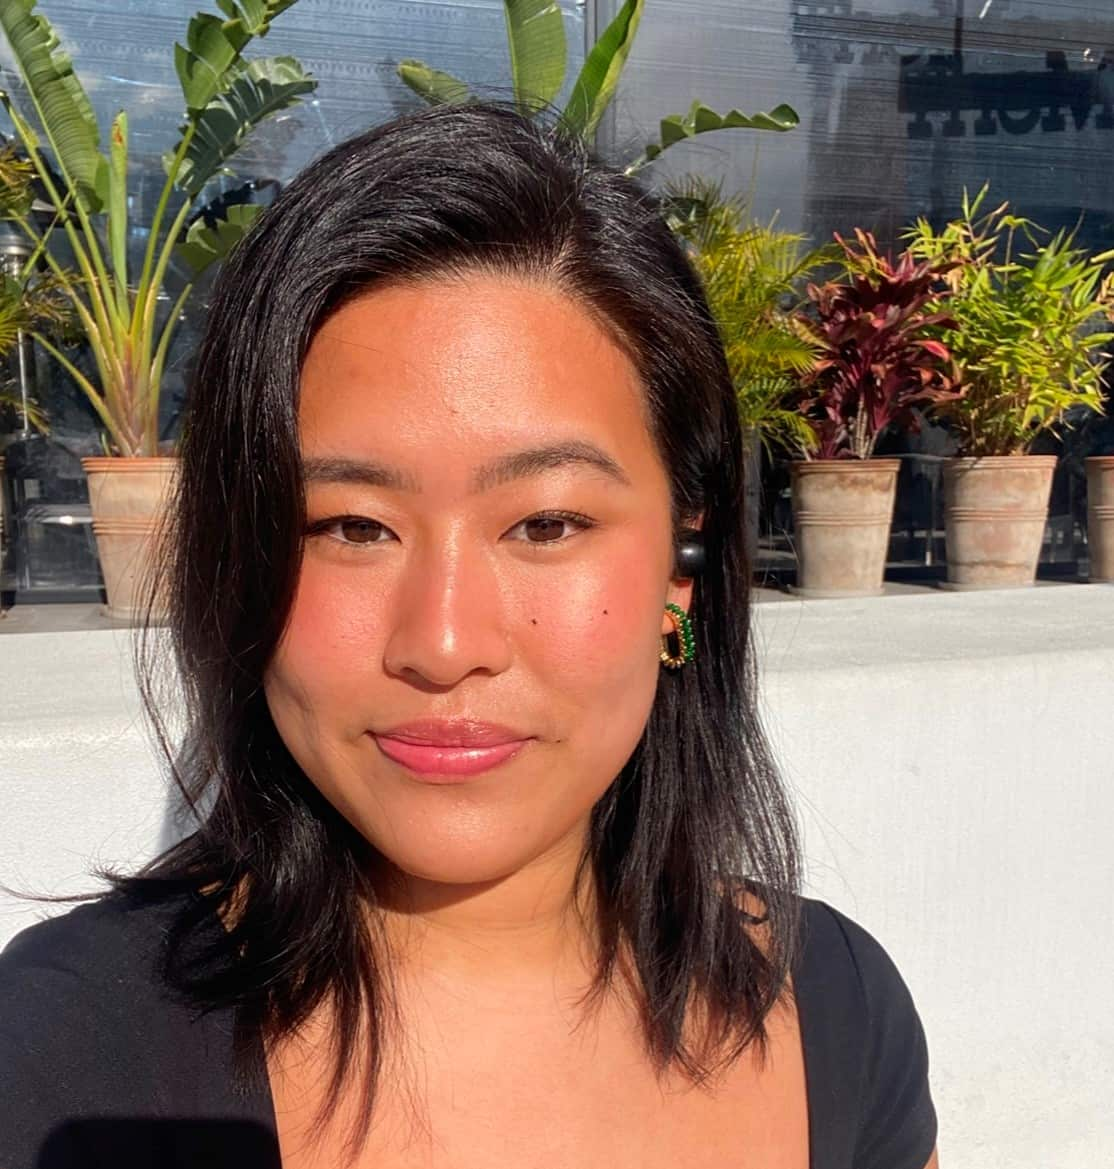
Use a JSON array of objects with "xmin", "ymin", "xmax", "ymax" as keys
[{"xmin": 302, "ymin": 440, "xmax": 632, "ymax": 494}]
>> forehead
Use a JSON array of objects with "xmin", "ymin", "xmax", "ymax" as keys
[{"xmin": 297, "ymin": 274, "xmax": 660, "ymax": 483}]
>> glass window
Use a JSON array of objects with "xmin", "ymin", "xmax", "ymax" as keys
[
  {"xmin": 603, "ymin": 0, "xmax": 1114, "ymax": 581},
  {"xmin": 3, "ymin": 0, "xmax": 1111, "ymax": 601}
]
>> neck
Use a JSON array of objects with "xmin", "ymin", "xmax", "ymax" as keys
[{"xmin": 373, "ymin": 831, "xmax": 602, "ymax": 993}]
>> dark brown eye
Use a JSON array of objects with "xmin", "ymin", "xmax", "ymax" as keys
[
  {"xmin": 522, "ymin": 516, "xmax": 569, "ymax": 543},
  {"xmin": 336, "ymin": 518, "xmax": 386, "ymax": 544}
]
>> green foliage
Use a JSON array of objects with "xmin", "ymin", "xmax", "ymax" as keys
[
  {"xmin": 395, "ymin": 61, "xmax": 472, "ymax": 107},
  {"xmin": 398, "ymin": 0, "xmax": 797, "ymax": 174},
  {"xmin": 666, "ymin": 177, "xmax": 828, "ymax": 459},
  {"xmin": 170, "ymin": 56, "xmax": 314, "ymax": 197},
  {"xmin": 0, "ymin": 143, "xmax": 34, "ymax": 217},
  {"xmin": 563, "ymin": 0, "xmax": 641, "ymax": 138},
  {"xmin": 504, "ymin": 0, "xmax": 566, "ymax": 111},
  {"xmin": 0, "ymin": 0, "xmax": 313, "ymax": 455},
  {"xmin": 176, "ymin": 201, "xmax": 264, "ymax": 276},
  {"xmin": 0, "ymin": 264, "xmax": 74, "ymax": 433},
  {"xmin": 905, "ymin": 186, "xmax": 1114, "ymax": 456},
  {"xmin": 175, "ymin": 0, "xmax": 301, "ymax": 111},
  {"xmin": 0, "ymin": 0, "xmax": 106, "ymax": 211},
  {"xmin": 629, "ymin": 100, "xmax": 799, "ymax": 175}
]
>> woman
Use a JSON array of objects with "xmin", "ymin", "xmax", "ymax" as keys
[{"xmin": 0, "ymin": 104, "xmax": 937, "ymax": 1169}]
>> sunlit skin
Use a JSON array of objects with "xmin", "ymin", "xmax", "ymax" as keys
[{"xmin": 264, "ymin": 273, "xmax": 695, "ymax": 980}]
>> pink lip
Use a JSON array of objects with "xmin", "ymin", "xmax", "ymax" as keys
[{"xmin": 373, "ymin": 719, "xmax": 533, "ymax": 781}]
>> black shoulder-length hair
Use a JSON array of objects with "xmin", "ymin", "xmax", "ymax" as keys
[{"xmin": 126, "ymin": 101, "xmax": 801, "ymax": 1144}]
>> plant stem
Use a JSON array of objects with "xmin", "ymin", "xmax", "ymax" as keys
[
  {"xmin": 33, "ymin": 331, "xmax": 129, "ymax": 453},
  {"xmin": 146, "ymin": 280, "xmax": 192, "ymax": 454},
  {"xmin": 132, "ymin": 124, "xmax": 197, "ymax": 353},
  {"xmin": 5, "ymin": 113, "xmax": 122, "ymax": 387}
]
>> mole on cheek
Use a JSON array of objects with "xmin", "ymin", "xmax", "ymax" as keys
[
  {"xmin": 603, "ymin": 610, "xmax": 609, "ymax": 616},
  {"xmin": 531, "ymin": 618, "xmax": 538, "ymax": 626}
]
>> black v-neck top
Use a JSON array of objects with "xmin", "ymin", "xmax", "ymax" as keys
[{"xmin": 0, "ymin": 893, "xmax": 937, "ymax": 1169}]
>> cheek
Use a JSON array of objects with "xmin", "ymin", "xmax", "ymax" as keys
[
  {"xmin": 265, "ymin": 563, "xmax": 381, "ymax": 729},
  {"xmin": 514, "ymin": 544, "xmax": 666, "ymax": 760}
]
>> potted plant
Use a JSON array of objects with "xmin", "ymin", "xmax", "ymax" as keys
[
  {"xmin": 906, "ymin": 188, "xmax": 1114, "ymax": 590},
  {"xmin": 665, "ymin": 178, "xmax": 829, "ymax": 561},
  {"xmin": 0, "ymin": 0, "xmax": 314, "ymax": 618},
  {"xmin": 788, "ymin": 229, "xmax": 960, "ymax": 597},
  {"xmin": 397, "ymin": 0, "xmax": 799, "ymax": 176}
]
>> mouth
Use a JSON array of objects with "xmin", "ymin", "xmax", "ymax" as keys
[{"xmin": 372, "ymin": 719, "xmax": 533, "ymax": 782}]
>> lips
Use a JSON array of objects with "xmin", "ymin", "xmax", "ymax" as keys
[{"xmin": 372, "ymin": 719, "xmax": 532, "ymax": 780}]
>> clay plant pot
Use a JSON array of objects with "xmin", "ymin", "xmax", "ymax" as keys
[
  {"xmin": 789, "ymin": 459, "xmax": 900, "ymax": 598},
  {"xmin": 82, "ymin": 456, "xmax": 177, "ymax": 621},
  {"xmin": 1086, "ymin": 456, "xmax": 1114, "ymax": 583},
  {"xmin": 942, "ymin": 455, "xmax": 1056, "ymax": 590}
]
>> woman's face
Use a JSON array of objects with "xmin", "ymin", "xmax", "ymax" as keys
[{"xmin": 264, "ymin": 274, "xmax": 692, "ymax": 889}]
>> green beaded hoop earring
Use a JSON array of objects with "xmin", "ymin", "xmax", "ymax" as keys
[{"xmin": 660, "ymin": 602, "xmax": 696, "ymax": 670}]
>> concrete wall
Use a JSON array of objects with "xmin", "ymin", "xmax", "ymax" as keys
[{"xmin": 2, "ymin": 586, "xmax": 1112, "ymax": 1166}]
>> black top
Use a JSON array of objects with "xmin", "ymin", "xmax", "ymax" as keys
[{"xmin": 0, "ymin": 893, "xmax": 936, "ymax": 1169}]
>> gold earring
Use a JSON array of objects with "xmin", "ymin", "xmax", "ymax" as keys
[{"xmin": 660, "ymin": 602, "xmax": 695, "ymax": 670}]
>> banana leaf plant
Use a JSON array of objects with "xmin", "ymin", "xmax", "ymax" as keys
[
  {"xmin": 0, "ymin": 0, "xmax": 314, "ymax": 457},
  {"xmin": 792, "ymin": 230, "xmax": 962, "ymax": 460},
  {"xmin": 397, "ymin": 0, "xmax": 798, "ymax": 176}
]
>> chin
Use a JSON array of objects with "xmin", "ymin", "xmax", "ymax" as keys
[
  {"xmin": 373, "ymin": 838, "xmax": 543, "ymax": 890},
  {"xmin": 352, "ymin": 794, "xmax": 588, "ymax": 893}
]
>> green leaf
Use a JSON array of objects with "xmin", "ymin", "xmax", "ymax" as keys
[
  {"xmin": 563, "ymin": 0, "xmax": 643, "ymax": 138},
  {"xmin": 169, "ymin": 56, "xmax": 315, "ymax": 198},
  {"xmin": 175, "ymin": 200, "xmax": 263, "ymax": 276},
  {"xmin": 107, "ymin": 111, "xmax": 128, "ymax": 315},
  {"xmin": 630, "ymin": 100, "xmax": 799, "ymax": 173},
  {"xmin": 396, "ymin": 59, "xmax": 473, "ymax": 106},
  {"xmin": 504, "ymin": 0, "xmax": 566, "ymax": 111},
  {"xmin": 174, "ymin": 0, "xmax": 302, "ymax": 112},
  {"xmin": 175, "ymin": 14, "xmax": 249, "ymax": 113},
  {"xmin": 217, "ymin": 0, "xmax": 301, "ymax": 35},
  {"xmin": 0, "ymin": 0, "xmax": 106, "ymax": 211}
]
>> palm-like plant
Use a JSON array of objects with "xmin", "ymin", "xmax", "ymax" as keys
[
  {"xmin": 666, "ymin": 178, "xmax": 828, "ymax": 458},
  {"xmin": 905, "ymin": 187, "xmax": 1114, "ymax": 456},
  {"xmin": 0, "ymin": 264, "xmax": 71, "ymax": 433},
  {"xmin": 398, "ymin": 0, "xmax": 798, "ymax": 176},
  {"xmin": 0, "ymin": 0, "xmax": 314, "ymax": 456}
]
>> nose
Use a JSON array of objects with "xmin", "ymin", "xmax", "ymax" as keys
[{"xmin": 382, "ymin": 531, "xmax": 513, "ymax": 688}]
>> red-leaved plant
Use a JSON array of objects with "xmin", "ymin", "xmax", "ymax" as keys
[{"xmin": 792, "ymin": 229, "xmax": 963, "ymax": 459}]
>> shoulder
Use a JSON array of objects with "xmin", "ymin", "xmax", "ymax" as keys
[
  {"xmin": 796, "ymin": 897, "xmax": 918, "ymax": 1014},
  {"xmin": 794, "ymin": 898, "xmax": 938, "ymax": 1169},
  {"xmin": 0, "ymin": 891, "xmax": 272, "ymax": 1168},
  {"xmin": 0, "ymin": 891, "xmax": 182, "ymax": 1009},
  {"xmin": 0, "ymin": 894, "xmax": 182, "ymax": 1085}
]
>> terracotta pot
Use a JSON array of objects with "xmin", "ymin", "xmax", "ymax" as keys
[
  {"xmin": 942, "ymin": 455, "xmax": 1055, "ymax": 590},
  {"xmin": 789, "ymin": 459, "xmax": 900, "ymax": 598},
  {"xmin": 1086, "ymin": 456, "xmax": 1114, "ymax": 583},
  {"xmin": 82, "ymin": 456, "xmax": 177, "ymax": 621}
]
